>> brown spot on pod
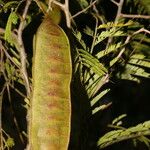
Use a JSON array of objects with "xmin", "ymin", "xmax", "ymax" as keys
[
  {"xmin": 47, "ymin": 101, "xmax": 62, "ymax": 110},
  {"xmin": 47, "ymin": 88, "xmax": 68, "ymax": 99},
  {"xmin": 49, "ymin": 78, "xmax": 62, "ymax": 86}
]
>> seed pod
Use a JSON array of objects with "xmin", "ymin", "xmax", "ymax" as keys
[{"xmin": 29, "ymin": 16, "xmax": 72, "ymax": 150}]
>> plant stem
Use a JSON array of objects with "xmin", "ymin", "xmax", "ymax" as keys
[
  {"xmin": 120, "ymin": 14, "xmax": 150, "ymax": 19},
  {"xmin": 71, "ymin": 0, "xmax": 97, "ymax": 19},
  {"xmin": 17, "ymin": 0, "xmax": 31, "ymax": 98}
]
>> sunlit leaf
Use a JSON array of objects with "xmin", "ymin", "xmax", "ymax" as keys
[
  {"xmin": 77, "ymin": 0, "xmax": 89, "ymax": 9},
  {"xmin": 84, "ymin": 26, "xmax": 94, "ymax": 36},
  {"xmin": 4, "ymin": 11, "xmax": 18, "ymax": 46},
  {"xmin": 2, "ymin": 1, "xmax": 19, "ymax": 12},
  {"xmin": 98, "ymin": 121, "xmax": 150, "ymax": 149},
  {"xmin": 92, "ymin": 102, "xmax": 112, "ymax": 115},
  {"xmin": 91, "ymin": 89, "xmax": 110, "ymax": 106},
  {"xmin": 98, "ymin": 20, "xmax": 133, "ymax": 29},
  {"xmin": 96, "ymin": 42, "xmax": 122, "ymax": 59},
  {"xmin": 95, "ymin": 28, "xmax": 124, "ymax": 46},
  {"xmin": 112, "ymin": 114, "xmax": 127, "ymax": 125},
  {"xmin": 5, "ymin": 137, "xmax": 15, "ymax": 148}
]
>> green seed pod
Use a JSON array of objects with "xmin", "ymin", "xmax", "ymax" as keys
[{"xmin": 29, "ymin": 16, "xmax": 72, "ymax": 150}]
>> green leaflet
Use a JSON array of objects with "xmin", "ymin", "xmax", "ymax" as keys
[
  {"xmin": 98, "ymin": 120, "xmax": 150, "ymax": 149},
  {"xmin": 119, "ymin": 53, "xmax": 150, "ymax": 82},
  {"xmin": 29, "ymin": 16, "xmax": 72, "ymax": 150},
  {"xmin": 78, "ymin": 49, "xmax": 107, "ymax": 75},
  {"xmin": 1, "ymin": 1, "xmax": 19, "ymax": 12},
  {"xmin": 98, "ymin": 20, "xmax": 133, "ymax": 29},
  {"xmin": 95, "ymin": 28, "xmax": 125, "ymax": 46},
  {"xmin": 4, "ymin": 11, "xmax": 18, "ymax": 46},
  {"xmin": 91, "ymin": 89, "xmax": 110, "ymax": 107},
  {"xmin": 96, "ymin": 42, "xmax": 122, "ymax": 59}
]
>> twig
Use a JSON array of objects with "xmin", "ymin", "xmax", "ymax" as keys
[
  {"xmin": 0, "ymin": 91, "xmax": 5, "ymax": 150},
  {"xmin": 92, "ymin": 73, "xmax": 109, "ymax": 97},
  {"xmin": 108, "ymin": 124, "xmax": 126, "ymax": 130},
  {"xmin": 52, "ymin": 0, "xmax": 71, "ymax": 28},
  {"xmin": 107, "ymin": 0, "xmax": 150, "ymax": 62},
  {"xmin": 115, "ymin": 36, "xmax": 130, "ymax": 59},
  {"xmin": 0, "ymin": 27, "xmax": 21, "ymax": 53},
  {"xmin": 17, "ymin": 0, "xmax": 31, "ymax": 97},
  {"xmin": 0, "ymin": 28, "xmax": 5, "ymax": 34},
  {"xmin": 64, "ymin": 0, "xmax": 70, "ymax": 28},
  {"xmin": 90, "ymin": 16, "xmax": 98, "ymax": 53},
  {"xmin": 111, "ymin": 1, "xmax": 150, "ymax": 20},
  {"xmin": 71, "ymin": 0, "xmax": 97, "ymax": 19},
  {"xmin": 51, "ymin": 0, "xmax": 98, "ymax": 27},
  {"xmin": 1, "ymin": 45, "xmax": 20, "ymax": 68},
  {"xmin": 106, "ymin": 0, "xmax": 124, "ymax": 50},
  {"xmin": 133, "ymin": 28, "xmax": 150, "ymax": 35},
  {"xmin": 0, "ymin": 80, "xmax": 8, "ymax": 150},
  {"xmin": 116, "ymin": 28, "xmax": 150, "ymax": 60},
  {"xmin": 113, "ymin": 0, "xmax": 124, "ymax": 23},
  {"xmin": 9, "ymin": 84, "xmax": 26, "ymax": 98},
  {"xmin": 120, "ymin": 14, "xmax": 150, "ymax": 19},
  {"xmin": 6, "ymin": 84, "xmax": 25, "ymax": 144},
  {"xmin": 51, "ymin": 0, "xmax": 64, "ymax": 9},
  {"xmin": 0, "ymin": 43, "xmax": 4, "ymax": 150},
  {"xmin": 110, "ymin": 0, "xmax": 119, "ymax": 6}
]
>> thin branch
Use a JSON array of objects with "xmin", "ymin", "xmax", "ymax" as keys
[
  {"xmin": 17, "ymin": 0, "xmax": 31, "ymax": 97},
  {"xmin": 120, "ymin": 13, "xmax": 150, "ymax": 19},
  {"xmin": 116, "ymin": 36, "xmax": 130, "ymax": 59},
  {"xmin": 90, "ymin": 16, "xmax": 98, "ymax": 53},
  {"xmin": 1, "ymin": 45, "xmax": 20, "ymax": 68},
  {"xmin": 0, "ymin": 119, "xmax": 3, "ymax": 149},
  {"xmin": 0, "ymin": 85, "xmax": 6, "ymax": 150},
  {"xmin": 108, "ymin": 124, "xmax": 126, "ymax": 130},
  {"xmin": 114, "ymin": 0, "xmax": 124, "ymax": 23},
  {"xmin": 133, "ymin": 28, "xmax": 150, "ymax": 35},
  {"xmin": 110, "ymin": 0, "xmax": 119, "ymax": 6},
  {"xmin": 51, "ymin": 0, "xmax": 64, "ymax": 9},
  {"xmin": 9, "ymin": 84, "xmax": 26, "ymax": 98},
  {"xmin": 0, "ymin": 27, "xmax": 21, "ymax": 54},
  {"xmin": 92, "ymin": 73, "xmax": 109, "ymax": 97},
  {"xmin": 111, "ymin": 1, "xmax": 150, "ymax": 20},
  {"xmin": 6, "ymin": 84, "xmax": 25, "ymax": 144},
  {"xmin": 52, "ymin": 0, "xmax": 71, "ymax": 28},
  {"xmin": 0, "ymin": 28, "xmax": 5, "ymax": 34},
  {"xmin": 51, "ymin": 0, "xmax": 98, "ymax": 27},
  {"xmin": 110, "ymin": 0, "xmax": 124, "ymax": 20},
  {"xmin": 116, "ymin": 28, "xmax": 150, "ymax": 60},
  {"xmin": 71, "ymin": 0, "xmax": 97, "ymax": 19},
  {"xmin": 64, "ymin": 0, "xmax": 71, "ymax": 28},
  {"xmin": 106, "ymin": 0, "xmax": 124, "ymax": 51}
]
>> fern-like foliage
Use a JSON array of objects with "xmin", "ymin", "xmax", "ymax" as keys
[
  {"xmin": 98, "ymin": 119, "xmax": 150, "ymax": 149},
  {"xmin": 128, "ymin": 0, "xmax": 150, "ymax": 14},
  {"xmin": 74, "ymin": 20, "xmax": 126, "ymax": 114},
  {"xmin": 118, "ymin": 53, "xmax": 150, "ymax": 82},
  {"xmin": 73, "ymin": 0, "xmax": 150, "ymax": 148}
]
